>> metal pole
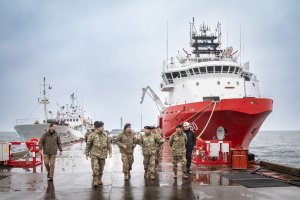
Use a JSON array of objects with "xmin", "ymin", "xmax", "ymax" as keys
[
  {"xmin": 140, "ymin": 104, "xmax": 143, "ymax": 131},
  {"xmin": 43, "ymin": 77, "xmax": 48, "ymax": 122}
]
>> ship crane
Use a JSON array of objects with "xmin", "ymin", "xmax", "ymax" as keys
[{"xmin": 140, "ymin": 86, "xmax": 165, "ymax": 114}]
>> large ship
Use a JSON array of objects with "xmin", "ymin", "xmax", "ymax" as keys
[
  {"xmin": 14, "ymin": 78, "xmax": 92, "ymax": 144},
  {"xmin": 141, "ymin": 19, "xmax": 273, "ymax": 148}
]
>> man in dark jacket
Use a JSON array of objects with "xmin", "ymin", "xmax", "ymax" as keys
[
  {"xmin": 183, "ymin": 122, "xmax": 196, "ymax": 173},
  {"xmin": 39, "ymin": 123, "xmax": 62, "ymax": 181}
]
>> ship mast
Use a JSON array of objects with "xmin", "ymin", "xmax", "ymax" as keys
[
  {"xmin": 39, "ymin": 77, "xmax": 50, "ymax": 123},
  {"xmin": 190, "ymin": 19, "xmax": 222, "ymax": 57}
]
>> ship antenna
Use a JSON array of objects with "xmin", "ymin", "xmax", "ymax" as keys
[
  {"xmin": 239, "ymin": 25, "xmax": 242, "ymax": 66},
  {"xmin": 226, "ymin": 19, "xmax": 229, "ymax": 48},
  {"xmin": 39, "ymin": 77, "xmax": 50, "ymax": 123},
  {"xmin": 242, "ymin": 29, "xmax": 245, "ymax": 64},
  {"xmin": 166, "ymin": 22, "xmax": 169, "ymax": 69},
  {"xmin": 140, "ymin": 103, "xmax": 143, "ymax": 131}
]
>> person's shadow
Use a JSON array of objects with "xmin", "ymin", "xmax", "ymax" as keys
[{"xmin": 44, "ymin": 180, "xmax": 56, "ymax": 200}]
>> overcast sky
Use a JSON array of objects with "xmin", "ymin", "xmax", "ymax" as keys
[{"xmin": 0, "ymin": 0, "xmax": 299, "ymax": 131}]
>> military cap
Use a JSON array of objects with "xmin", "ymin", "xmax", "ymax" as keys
[
  {"xmin": 94, "ymin": 121, "xmax": 104, "ymax": 128},
  {"xmin": 176, "ymin": 124, "xmax": 183, "ymax": 128},
  {"xmin": 124, "ymin": 123, "xmax": 131, "ymax": 130},
  {"xmin": 144, "ymin": 126, "xmax": 155, "ymax": 130}
]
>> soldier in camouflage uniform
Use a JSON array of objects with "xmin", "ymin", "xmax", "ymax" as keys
[
  {"xmin": 85, "ymin": 121, "xmax": 112, "ymax": 188},
  {"xmin": 169, "ymin": 124, "xmax": 189, "ymax": 179},
  {"xmin": 117, "ymin": 123, "xmax": 137, "ymax": 181},
  {"xmin": 154, "ymin": 126, "xmax": 164, "ymax": 171},
  {"xmin": 138, "ymin": 126, "xmax": 162, "ymax": 180}
]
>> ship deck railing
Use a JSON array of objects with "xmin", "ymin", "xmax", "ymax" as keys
[{"xmin": 15, "ymin": 118, "xmax": 43, "ymax": 125}]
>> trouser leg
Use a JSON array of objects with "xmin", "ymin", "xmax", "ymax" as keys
[
  {"xmin": 91, "ymin": 157, "xmax": 100, "ymax": 177},
  {"xmin": 143, "ymin": 154, "xmax": 149, "ymax": 172},
  {"xmin": 121, "ymin": 153, "xmax": 129, "ymax": 173},
  {"xmin": 49, "ymin": 155, "xmax": 56, "ymax": 177},
  {"xmin": 148, "ymin": 154, "xmax": 156, "ymax": 175},
  {"xmin": 98, "ymin": 158, "xmax": 106, "ymax": 178},
  {"xmin": 44, "ymin": 155, "xmax": 50, "ymax": 173},
  {"xmin": 181, "ymin": 156, "xmax": 187, "ymax": 175},
  {"xmin": 128, "ymin": 153, "xmax": 134, "ymax": 171},
  {"xmin": 172, "ymin": 156, "xmax": 178, "ymax": 173},
  {"xmin": 186, "ymin": 151, "xmax": 192, "ymax": 171}
]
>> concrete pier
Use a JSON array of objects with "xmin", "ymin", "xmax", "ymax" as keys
[{"xmin": 0, "ymin": 142, "xmax": 299, "ymax": 199}]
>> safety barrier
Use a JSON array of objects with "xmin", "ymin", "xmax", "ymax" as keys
[
  {"xmin": 4, "ymin": 141, "xmax": 43, "ymax": 168},
  {"xmin": 192, "ymin": 138, "xmax": 231, "ymax": 165}
]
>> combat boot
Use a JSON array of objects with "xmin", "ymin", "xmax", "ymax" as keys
[
  {"xmin": 150, "ymin": 173, "xmax": 155, "ymax": 180},
  {"xmin": 183, "ymin": 173, "xmax": 189, "ymax": 179},
  {"xmin": 93, "ymin": 177, "xmax": 99, "ymax": 188},
  {"xmin": 124, "ymin": 173, "xmax": 129, "ymax": 181}
]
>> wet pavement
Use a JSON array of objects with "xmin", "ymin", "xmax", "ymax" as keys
[{"xmin": 0, "ymin": 142, "xmax": 300, "ymax": 199}]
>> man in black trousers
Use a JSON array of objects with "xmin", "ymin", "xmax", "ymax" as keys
[{"xmin": 183, "ymin": 122, "xmax": 196, "ymax": 174}]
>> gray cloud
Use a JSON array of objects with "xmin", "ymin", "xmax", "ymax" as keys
[{"xmin": 0, "ymin": 0, "xmax": 299, "ymax": 131}]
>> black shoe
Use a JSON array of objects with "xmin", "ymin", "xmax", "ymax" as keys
[{"xmin": 48, "ymin": 177, "xmax": 53, "ymax": 181}]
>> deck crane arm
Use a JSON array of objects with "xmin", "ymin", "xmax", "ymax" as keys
[{"xmin": 140, "ymin": 86, "xmax": 165, "ymax": 114}]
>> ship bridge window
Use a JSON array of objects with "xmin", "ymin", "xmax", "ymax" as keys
[
  {"xmin": 200, "ymin": 67, "xmax": 206, "ymax": 74},
  {"xmin": 193, "ymin": 67, "xmax": 200, "ymax": 74},
  {"xmin": 215, "ymin": 66, "xmax": 222, "ymax": 73},
  {"xmin": 165, "ymin": 73, "xmax": 173, "ymax": 83},
  {"xmin": 172, "ymin": 71, "xmax": 180, "ymax": 79},
  {"xmin": 229, "ymin": 66, "xmax": 235, "ymax": 73},
  {"xmin": 223, "ymin": 66, "xmax": 229, "ymax": 73},
  {"xmin": 189, "ymin": 69, "xmax": 194, "ymax": 75},
  {"xmin": 180, "ymin": 71, "xmax": 187, "ymax": 77},
  {"xmin": 234, "ymin": 67, "xmax": 240, "ymax": 74},
  {"xmin": 207, "ymin": 66, "xmax": 214, "ymax": 73}
]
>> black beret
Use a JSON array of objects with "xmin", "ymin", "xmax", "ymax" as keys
[
  {"xmin": 94, "ymin": 121, "xmax": 104, "ymax": 128},
  {"xmin": 176, "ymin": 124, "xmax": 183, "ymax": 128},
  {"xmin": 144, "ymin": 126, "xmax": 154, "ymax": 130},
  {"xmin": 124, "ymin": 123, "xmax": 131, "ymax": 130}
]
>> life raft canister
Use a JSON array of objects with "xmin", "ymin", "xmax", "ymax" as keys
[{"xmin": 26, "ymin": 138, "xmax": 40, "ymax": 152}]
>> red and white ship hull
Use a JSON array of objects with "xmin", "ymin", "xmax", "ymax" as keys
[{"xmin": 160, "ymin": 98, "xmax": 273, "ymax": 148}]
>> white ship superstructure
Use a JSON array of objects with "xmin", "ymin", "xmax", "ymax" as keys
[
  {"xmin": 160, "ymin": 20, "xmax": 261, "ymax": 106},
  {"xmin": 14, "ymin": 78, "xmax": 92, "ymax": 144}
]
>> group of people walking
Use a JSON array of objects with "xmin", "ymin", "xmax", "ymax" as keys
[{"xmin": 38, "ymin": 120, "xmax": 196, "ymax": 188}]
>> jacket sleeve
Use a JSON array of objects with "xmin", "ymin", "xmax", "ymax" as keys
[
  {"xmin": 169, "ymin": 134, "xmax": 174, "ymax": 147},
  {"xmin": 184, "ymin": 134, "xmax": 188, "ymax": 145},
  {"xmin": 107, "ymin": 135, "xmax": 112, "ymax": 154},
  {"xmin": 136, "ymin": 135, "xmax": 143, "ymax": 145},
  {"xmin": 156, "ymin": 134, "xmax": 163, "ymax": 145},
  {"xmin": 85, "ymin": 133, "xmax": 93, "ymax": 155},
  {"xmin": 192, "ymin": 131, "xmax": 196, "ymax": 147},
  {"xmin": 116, "ymin": 134, "xmax": 123, "ymax": 147},
  {"xmin": 57, "ymin": 135, "xmax": 62, "ymax": 152},
  {"xmin": 39, "ymin": 134, "xmax": 45, "ymax": 151}
]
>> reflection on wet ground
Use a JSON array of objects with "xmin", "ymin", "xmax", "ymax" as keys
[{"xmin": 0, "ymin": 142, "xmax": 299, "ymax": 199}]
